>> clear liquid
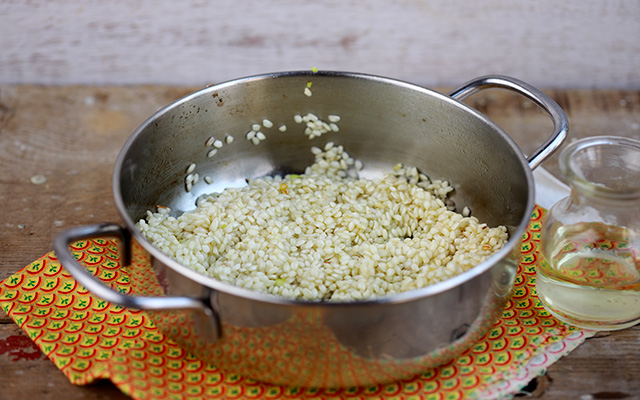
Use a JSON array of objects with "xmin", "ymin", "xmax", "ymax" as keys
[{"xmin": 537, "ymin": 222, "xmax": 640, "ymax": 330}]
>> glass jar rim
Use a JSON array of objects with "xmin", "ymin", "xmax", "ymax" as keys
[{"xmin": 559, "ymin": 135, "xmax": 640, "ymax": 200}]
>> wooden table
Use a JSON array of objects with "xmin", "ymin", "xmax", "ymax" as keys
[{"xmin": 1, "ymin": 85, "xmax": 638, "ymax": 399}]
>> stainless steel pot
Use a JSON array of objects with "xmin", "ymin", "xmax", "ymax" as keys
[{"xmin": 54, "ymin": 72, "xmax": 568, "ymax": 388}]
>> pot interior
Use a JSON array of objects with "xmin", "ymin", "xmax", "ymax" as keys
[{"xmin": 116, "ymin": 71, "xmax": 531, "ymax": 263}]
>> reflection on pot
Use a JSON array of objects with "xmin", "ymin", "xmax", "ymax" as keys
[{"xmin": 130, "ymin": 239, "xmax": 516, "ymax": 387}]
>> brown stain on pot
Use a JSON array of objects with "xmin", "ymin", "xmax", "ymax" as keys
[{"xmin": 212, "ymin": 92, "xmax": 224, "ymax": 107}]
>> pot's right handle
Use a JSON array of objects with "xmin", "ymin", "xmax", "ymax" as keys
[{"xmin": 448, "ymin": 75, "xmax": 569, "ymax": 170}]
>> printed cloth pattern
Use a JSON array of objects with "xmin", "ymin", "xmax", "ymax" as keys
[{"xmin": 0, "ymin": 206, "xmax": 593, "ymax": 399}]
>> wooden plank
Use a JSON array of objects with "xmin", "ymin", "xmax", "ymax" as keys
[
  {"xmin": 0, "ymin": 85, "xmax": 196, "ymax": 282},
  {"xmin": 0, "ymin": 324, "xmax": 129, "ymax": 400},
  {"xmin": 458, "ymin": 88, "xmax": 640, "ymax": 180},
  {"xmin": 539, "ymin": 326, "xmax": 640, "ymax": 399},
  {"xmin": 0, "ymin": 85, "xmax": 639, "ymax": 399},
  {"xmin": 0, "ymin": 1, "xmax": 639, "ymax": 88}
]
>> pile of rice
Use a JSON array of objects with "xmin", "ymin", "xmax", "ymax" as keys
[{"xmin": 137, "ymin": 143, "xmax": 508, "ymax": 301}]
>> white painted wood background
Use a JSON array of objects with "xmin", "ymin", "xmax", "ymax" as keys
[{"xmin": 1, "ymin": 0, "xmax": 638, "ymax": 88}]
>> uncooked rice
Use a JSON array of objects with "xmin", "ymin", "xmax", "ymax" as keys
[{"xmin": 138, "ymin": 143, "xmax": 508, "ymax": 302}]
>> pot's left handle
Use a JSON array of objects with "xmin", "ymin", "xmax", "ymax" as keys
[{"xmin": 54, "ymin": 223, "xmax": 220, "ymax": 338}]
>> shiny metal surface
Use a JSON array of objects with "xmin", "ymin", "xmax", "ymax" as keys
[
  {"xmin": 54, "ymin": 71, "xmax": 567, "ymax": 387},
  {"xmin": 448, "ymin": 75, "xmax": 568, "ymax": 170},
  {"xmin": 53, "ymin": 223, "xmax": 221, "ymax": 341}
]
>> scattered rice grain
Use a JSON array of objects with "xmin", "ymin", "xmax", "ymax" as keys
[{"xmin": 30, "ymin": 174, "xmax": 47, "ymax": 185}]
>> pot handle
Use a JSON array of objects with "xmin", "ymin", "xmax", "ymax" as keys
[
  {"xmin": 448, "ymin": 75, "xmax": 569, "ymax": 170},
  {"xmin": 53, "ymin": 223, "xmax": 217, "ymax": 314}
]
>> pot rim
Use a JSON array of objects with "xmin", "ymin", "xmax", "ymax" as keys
[{"xmin": 112, "ymin": 70, "xmax": 535, "ymax": 307}]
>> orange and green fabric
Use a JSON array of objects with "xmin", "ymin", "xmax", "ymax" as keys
[{"xmin": 0, "ymin": 206, "xmax": 593, "ymax": 399}]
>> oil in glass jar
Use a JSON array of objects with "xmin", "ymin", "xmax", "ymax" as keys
[{"xmin": 538, "ymin": 136, "xmax": 640, "ymax": 331}]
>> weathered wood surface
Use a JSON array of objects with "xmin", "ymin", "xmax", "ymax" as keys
[
  {"xmin": 1, "ymin": 85, "xmax": 639, "ymax": 399},
  {"xmin": 1, "ymin": 0, "xmax": 639, "ymax": 88}
]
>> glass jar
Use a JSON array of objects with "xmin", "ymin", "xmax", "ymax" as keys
[{"xmin": 538, "ymin": 136, "xmax": 640, "ymax": 331}]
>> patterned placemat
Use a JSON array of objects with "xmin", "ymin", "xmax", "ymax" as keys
[{"xmin": 0, "ymin": 205, "xmax": 593, "ymax": 399}]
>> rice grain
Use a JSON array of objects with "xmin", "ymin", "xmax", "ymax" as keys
[{"xmin": 139, "ymin": 145, "xmax": 508, "ymax": 302}]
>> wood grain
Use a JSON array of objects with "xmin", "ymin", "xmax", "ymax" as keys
[
  {"xmin": 1, "ymin": 1, "xmax": 639, "ymax": 88},
  {"xmin": 0, "ymin": 85, "xmax": 639, "ymax": 399},
  {"xmin": 0, "ymin": 325, "xmax": 129, "ymax": 400},
  {"xmin": 0, "ymin": 85, "xmax": 195, "ymax": 282}
]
